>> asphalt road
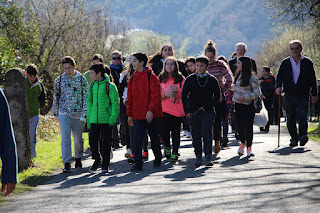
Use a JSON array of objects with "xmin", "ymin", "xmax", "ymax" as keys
[{"xmin": 1, "ymin": 123, "xmax": 320, "ymax": 213}]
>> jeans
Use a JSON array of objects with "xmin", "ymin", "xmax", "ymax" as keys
[
  {"xmin": 59, "ymin": 114, "xmax": 84, "ymax": 163},
  {"xmin": 161, "ymin": 113, "xmax": 183, "ymax": 153},
  {"xmin": 284, "ymin": 95, "xmax": 309, "ymax": 141},
  {"xmin": 132, "ymin": 118, "xmax": 162, "ymax": 168},
  {"xmin": 191, "ymin": 110, "xmax": 215, "ymax": 157},
  {"xmin": 89, "ymin": 124, "xmax": 112, "ymax": 167},
  {"xmin": 29, "ymin": 115, "xmax": 39, "ymax": 158},
  {"xmin": 235, "ymin": 103, "xmax": 255, "ymax": 147}
]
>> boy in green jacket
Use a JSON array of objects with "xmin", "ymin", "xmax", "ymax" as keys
[
  {"xmin": 87, "ymin": 64, "xmax": 120, "ymax": 173},
  {"xmin": 26, "ymin": 64, "xmax": 46, "ymax": 158}
]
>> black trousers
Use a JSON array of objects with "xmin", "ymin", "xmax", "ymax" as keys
[
  {"xmin": 161, "ymin": 113, "xmax": 183, "ymax": 153},
  {"xmin": 235, "ymin": 103, "xmax": 255, "ymax": 147}
]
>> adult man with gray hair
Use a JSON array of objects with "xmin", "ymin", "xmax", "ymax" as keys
[
  {"xmin": 229, "ymin": 42, "xmax": 257, "ymax": 75},
  {"xmin": 275, "ymin": 40, "xmax": 318, "ymax": 147}
]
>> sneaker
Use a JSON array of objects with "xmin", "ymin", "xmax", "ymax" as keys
[
  {"xmin": 75, "ymin": 158, "xmax": 82, "ymax": 169},
  {"xmin": 214, "ymin": 140, "xmax": 220, "ymax": 154},
  {"xmin": 221, "ymin": 137, "xmax": 229, "ymax": 147},
  {"xmin": 62, "ymin": 162, "xmax": 71, "ymax": 173},
  {"xmin": 186, "ymin": 132, "xmax": 192, "ymax": 138},
  {"xmin": 127, "ymin": 154, "xmax": 135, "ymax": 164},
  {"xmin": 194, "ymin": 155, "xmax": 202, "ymax": 167},
  {"xmin": 131, "ymin": 165, "xmax": 143, "ymax": 172},
  {"xmin": 182, "ymin": 130, "xmax": 187, "ymax": 136},
  {"xmin": 125, "ymin": 149, "xmax": 132, "ymax": 158},
  {"xmin": 170, "ymin": 153, "xmax": 178, "ymax": 162},
  {"xmin": 164, "ymin": 147, "xmax": 171, "ymax": 159},
  {"xmin": 143, "ymin": 151, "xmax": 149, "ymax": 161},
  {"xmin": 247, "ymin": 146, "xmax": 254, "ymax": 157},
  {"xmin": 299, "ymin": 135, "xmax": 309, "ymax": 146},
  {"xmin": 204, "ymin": 155, "xmax": 213, "ymax": 167},
  {"xmin": 89, "ymin": 160, "xmax": 101, "ymax": 172},
  {"xmin": 289, "ymin": 139, "xmax": 298, "ymax": 147},
  {"xmin": 101, "ymin": 166, "xmax": 109, "ymax": 173},
  {"xmin": 238, "ymin": 143, "xmax": 246, "ymax": 155},
  {"xmin": 235, "ymin": 132, "xmax": 240, "ymax": 140}
]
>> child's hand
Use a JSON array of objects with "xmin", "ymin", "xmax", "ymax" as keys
[
  {"xmin": 128, "ymin": 117, "xmax": 133, "ymax": 126},
  {"xmin": 146, "ymin": 111, "xmax": 153, "ymax": 123},
  {"xmin": 165, "ymin": 90, "xmax": 173, "ymax": 98}
]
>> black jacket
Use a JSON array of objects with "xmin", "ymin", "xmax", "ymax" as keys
[
  {"xmin": 259, "ymin": 74, "xmax": 275, "ymax": 102},
  {"xmin": 276, "ymin": 56, "xmax": 317, "ymax": 97}
]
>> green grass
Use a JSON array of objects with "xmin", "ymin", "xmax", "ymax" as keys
[
  {"xmin": 308, "ymin": 122, "xmax": 320, "ymax": 143},
  {"xmin": 0, "ymin": 133, "xmax": 89, "ymax": 203}
]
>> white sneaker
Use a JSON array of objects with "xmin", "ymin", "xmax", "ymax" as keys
[
  {"xmin": 182, "ymin": 130, "xmax": 187, "ymax": 136},
  {"xmin": 125, "ymin": 148, "xmax": 132, "ymax": 158},
  {"xmin": 186, "ymin": 132, "xmax": 192, "ymax": 138},
  {"xmin": 110, "ymin": 149, "xmax": 113, "ymax": 160}
]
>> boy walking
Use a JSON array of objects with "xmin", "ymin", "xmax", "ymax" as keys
[
  {"xmin": 53, "ymin": 56, "xmax": 88, "ymax": 173},
  {"xmin": 26, "ymin": 64, "xmax": 46, "ymax": 158},
  {"xmin": 182, "ymin": 56, "xmax": 221, "ymax": 167}
]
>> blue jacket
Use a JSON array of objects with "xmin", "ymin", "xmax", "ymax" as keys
[
  {"xmin": 276, "ymin": 56, "xmax": 317, "ymax": 97},
  {"xmin": 0, "ymin": 88, "xmax": 18, "ymax": 184}
]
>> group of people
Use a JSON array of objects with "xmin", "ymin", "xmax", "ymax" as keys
[{"xmin": 1, "ymin": 39, "xmax": 316, "ymax": 194}]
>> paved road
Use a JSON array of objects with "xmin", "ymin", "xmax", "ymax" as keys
[{"xmin": 1, "ymin": 123, "xmax": 320, "ymax": 213}]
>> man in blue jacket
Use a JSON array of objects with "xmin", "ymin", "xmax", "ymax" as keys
[
  {"xmin": 0, "ymin": 88, "xmax": 18, "ymax": 196},
  {"xmin": 275, "ymin": 40, "xmax": 318, "ymax": 147}
]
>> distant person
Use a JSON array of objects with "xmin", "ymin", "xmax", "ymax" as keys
[
  {"xmin": 148, "ymin": 43, "xmax": 188, "ymax": 77},
  {"xmin": 0, "ymin": 88, "xmax": 18, "ymax": 196},
  {"xmin": 159, "ymin": 56, "xmax": 185, "ymax": 161},
  {"xmin": 204, "ymin": 40, "xmax": 233, "ymax": 153},
  {"xmin": 84, "ymin": 54, "xmax": 105, "ymax": 85},
  {"xmin": 229, "ymin": 42, "xmax": 257, "ymax": 76},
  {"xmin": 233, "ymin": 56, "xmax": 261, "ymax": 157},
  {"xmin": 182, "ymin": 56, "xmax": 221, "ymax": 167},
  {"xmin": 53, "ymin": 56, "xmax": 88, "ymax": 173},
  {"xmin": 275, "ymin": 40, "xmax": 318, "ymax": 147},
  {"xmin": 259, "ymin": 66, "xmax": 275, "ymax": 133},
  {"xmin": 126, "ymin": 52, "xmax": 163, "ymax": 171},
  {"xmin": 87, "ymin": 64, "xmax": 119, "ymax": 173},
  {"xmin": 25, "ymin": 64, "xmax": 46, "ymax": 158}
]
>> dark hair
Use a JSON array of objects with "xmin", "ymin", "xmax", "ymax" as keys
[
  {"xmin": 61, "ymin": 56, "xmax": 76, "ymax": 66},
  {"xmin": 92, "ymin": 54, "xmax": 104, "ymax": 63},
  {"xmin": 89, "ymin": 63, "xmax": 107, "ymax": 76},
  {"xmin": 159, "ymin": 56, "xmax": 182, "ymax": 84},
  {"xmin": 234, "ymin": 56, "xmax": 253, "ymax": 87},
  {"xmin": 217, "ymin": 55, "xmax": 229, "ymax": 66},
  {"xmin": 148, "ymin": 44, "xmax": 174, "ymax": 66},
  {"xmin": 196, "ymin": 55, "xmax": 209, "ymax": 66},
  {"xmin": 111, "ymin": 50, "xmax": 122, "ymax": 57},
  {"xmin": 231, "ymin": 52, "xmax": 237, "ymax": 59},
  {"xmin": 26, "ymin": 64, "xmax": 38, "ymax": 75},
  {"xmin": 133, "ymin": 52, "xmax": 148, "ymax": 67},
  {"xmin": 184, "ymin": 56, "xmax": 196, "ymax": 66},
  {"xmin": 262, "ymin": 66, "xmax": 270, "ymax": 74},
  {"xmin": 204, "ymin": 40, "xmax": 217, "ymax": 57}
]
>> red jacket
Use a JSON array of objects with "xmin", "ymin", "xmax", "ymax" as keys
[{"xmin": 126, "ymin": 67, "xmax": 163, "ymax": 120}]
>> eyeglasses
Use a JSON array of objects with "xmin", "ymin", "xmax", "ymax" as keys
[{"xmin": 112, "ymin": 57, "xmax": 121, "ymax": 60}]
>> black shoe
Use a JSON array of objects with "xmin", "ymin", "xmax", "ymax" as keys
[
  {"xmin": 89, "ymin": 160, "xmax": 101, "ymax": 172},
  {"xmin": 153, "ymin": 160, "xmax": 161, "ymax": 167},
  {"xmin": 131, "ymin": 165, "xmax": 143, "ymax": 172},
  {"xmin": 204, "ymin": 155, "xmax": 213, "ymax": 167},
  {"xmin": 289, "ymin": 139, "xmax": 298, "ymax": 147},
  {"xmin": 264, "ymin": 129, "xmax": 269, "ymax": 133},
  {"xmin": 300, "ymin": 135, "xmax": 309, "ymax": 146},
  {"xmin": 75, "ymin": 158, "xmax": 82, "ymax": 169},
  {"xmin": 127, "ymin": 154, "xmax": 135, "ymax": 164},
  {"xmin": 62, "ymin": 162, "xmax": 71, "ymax": 173},
  {"xmin": 260, "ymin": 127, "xmax": 265, "ymax": 132},
  {"xmin": 101, "ymin": 166, "xmax": 109, "ymax": 173},
  {"xmin": 194, "ymin": 155, "xmax": 202, "ymax": 167},
  {"xmin": 221, "ymin": 137, "xmax": 229, "ymax": 147},
  {"xmin": 235, "ymin": 132, "xmax": 240, "ymax": 140}
]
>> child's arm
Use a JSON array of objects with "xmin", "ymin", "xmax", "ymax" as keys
[
  {"xmin": 147, "ymin": 75, "xmax": 161, "ymax": 115},
  {"xmin": 126, "ymin": 77, "xmax": 133, "ymax": 118},
  {"xmin": 108, "ymin": 83, "xmax": 120, "ymax": 126},
  {"xmin": 175, "ymin": 77, "xmax": 185, "ymax": 98},
  {"xmin": 181, "ymin": 77, "xmax": 191, "ymax": 117},
  {"xmin": 80, "ymin": 76, "xmax": 88, "ymax": 123}
]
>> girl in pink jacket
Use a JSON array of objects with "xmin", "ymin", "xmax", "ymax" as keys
[{"xmin": 159, "ymin": 56, "xmax": 185, "ymax": 161}]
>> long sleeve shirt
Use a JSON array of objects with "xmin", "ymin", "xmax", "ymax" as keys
[{"xmin": 207, "ymin": 59, "xmax": 233, "ymax": 94}]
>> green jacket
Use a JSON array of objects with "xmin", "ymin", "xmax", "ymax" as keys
[
  {"xmin": 26, "ymin": 78, "xmax": 45, "ymax": 118},
  {"xmin": 87, "ymin": 75, "xmax": 120, "ymax": 129}
]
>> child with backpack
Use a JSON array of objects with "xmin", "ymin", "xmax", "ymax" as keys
[
  {"xmin": 126, "ymin": 52, "xmax": 163, "ymax": 171},
  {"xmin": 159, "ymin": 56, "xmax": 185, "ymax": 161},
  {"xmin": 87, "ymin": 64, "xmax": 120, "ymax": 173}
]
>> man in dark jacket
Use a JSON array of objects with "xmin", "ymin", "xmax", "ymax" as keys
[
  {"xmin": 275, "ymin": 40, "xmax": 318, "ymax": 147},
  {"xmin": 0, "ymin": 88, "xmax": 18, "ymax": 196}
]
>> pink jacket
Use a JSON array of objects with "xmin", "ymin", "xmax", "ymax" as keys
[{"xmin": 160, "ymin": 76, "xmax": 185, "ymax": 117}]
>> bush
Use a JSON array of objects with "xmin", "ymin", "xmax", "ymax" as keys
[{"xmin": 37, "ymin": 116, "xmax": 60, "ymax": 141}]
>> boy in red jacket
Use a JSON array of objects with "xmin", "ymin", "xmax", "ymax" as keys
[{"xmin": 127, "ymin": 52, "xmax": 163, "ymax": 172}]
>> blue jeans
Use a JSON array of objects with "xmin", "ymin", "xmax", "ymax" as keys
[
  {"xmin": 190, "ymin": 110, "xmax": 215, "ymax": 157},
  {"xmin": 284, "ymin": 95, "xmax": 309, "ymax": 141},
  {"xmin": 59, "ymin": 114, "xmax": 84, "ymax": 163},
  {"xmin": 29, "ymin": 115, "xmax": 39, "ymax": 158}
]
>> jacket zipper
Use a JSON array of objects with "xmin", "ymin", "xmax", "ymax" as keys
[{"xmin": 97, "ymin": 82, "xmax": 99, "ymax": 123}]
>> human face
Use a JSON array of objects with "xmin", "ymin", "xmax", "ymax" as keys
[
  {"xmin": 131, "ymin": 56, "xmax": 145, "ymax": 72},
  {"xmin": 161, "ymin": 46, "xmax": 173, "ymax": 59},
  {"xmin": 186, "ymin": 62, "xmax": 196, "ymax": 73},
  {"xmin": 205, "ymin": 52, "xmax": 215, "ymax": 65},
  {"xmin": 26, "ymin": 73, "xmax": 37, "ymax": 83},
  {"xmin": 63, "ymin": 63, "xmax": 75, "ymax": 77},
  {"xmin": 290, "ymin": 43, "xmax": 302, "ymax": 58},
  {"xmin": 236, "ymin": 60, "xmax": 242, "ymax": 72},
  {"xmin": 261, "ymin": 68, "xmax": 268, "ymax": 78},
  {"xmin": 235, "ymin": 45, "xmax": 246, "ymax": 57},
  {"xmin": 89, "ymin": 70, "xmax": 102, "ymax": 81},
  {"xmin": 196, "ymin": 61, "xmax": 207, "ymax": 75},
  {"xmin": 165, "ymin": 60, "xmax": 175, "ymax": 75},
  {"xmin": 111, "ymin": 53, "xmax": 122, "ymax": 66}
]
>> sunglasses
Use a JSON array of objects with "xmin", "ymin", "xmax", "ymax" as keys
[{"xmin": 112, "ymin": 57, "xmax": 121, "ymax": 60}]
